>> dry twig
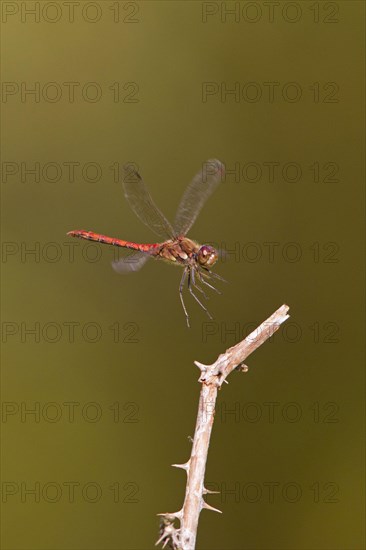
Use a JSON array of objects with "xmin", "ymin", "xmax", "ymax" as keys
[{"xmin": 157, "ymin": 304, "xmax": 290, "ymax": 550}]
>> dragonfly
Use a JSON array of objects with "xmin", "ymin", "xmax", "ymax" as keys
[{"xmin": 68, "ymin": 159, "xmax": 225, "ymax": 327}]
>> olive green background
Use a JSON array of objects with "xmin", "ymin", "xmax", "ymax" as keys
[{"xmin": 1, "ymin": 1, "xmax": 364, "ymax": 549}]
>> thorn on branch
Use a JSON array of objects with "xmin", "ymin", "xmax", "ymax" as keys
[
  {"xmin": 201, "ymin": 499, "xmax": 222, "ymax": 514},
  {"xmin": 157, "ymin": 510, "xmax": 183, "ymax": 520},
  {"xmin": 156, "ymin": 515, "xmax": 180, "ymax": 549},
  {"xmin": 203, "ymin": 487, "xmax": 220, "ymax": 495},
  {"xmin": 172, "ymin": 461, "xmax": 190, "ymax": 471},
  {"xmin": 194, "ymin": 360, "xmax": 210, "ymax": 373}
]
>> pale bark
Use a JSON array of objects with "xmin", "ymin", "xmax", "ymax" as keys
[{"xmin": 157, "ymin": 304, "xmax": 290, "ymax": 550}]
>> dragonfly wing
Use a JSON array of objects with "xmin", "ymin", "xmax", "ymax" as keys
[
  {"xmin": 112, "ymin": 250, "xmax": 151, "ymax": 274},
  {"xmin": 174, "ymin": 159, "xmax": 224, "ymax": 237},
  {"xmin": 123, "ymin": 164, "xmax": 175, "ymax": 239}
]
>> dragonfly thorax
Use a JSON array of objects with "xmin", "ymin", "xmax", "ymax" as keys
[{"xmin": 196, "ymin": 245, "xmax": 218, "ymax": 268}]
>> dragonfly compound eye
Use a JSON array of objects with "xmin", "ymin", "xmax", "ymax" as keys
[{"xmin": 197, "ymin": 245, "xmax": 218, "ymax": 268}]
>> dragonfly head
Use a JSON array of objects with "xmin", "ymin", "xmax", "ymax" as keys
[{"xmin": 197, "ymin": 245, "xmax": 218, "ymax": 268}]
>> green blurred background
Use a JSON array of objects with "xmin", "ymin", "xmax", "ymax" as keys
[{"xmin": 1, "ymin": 1, "xmax": 364, "ymax": 549}]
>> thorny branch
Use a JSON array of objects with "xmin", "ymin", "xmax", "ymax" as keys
[{"xmin": 156, "ymin": 304, "xmax": 290, "ymax": 550}]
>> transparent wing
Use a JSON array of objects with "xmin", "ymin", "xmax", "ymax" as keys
[
  {"xmin": 112, "ymin": 250, "xmax": 151, "ymax": 274},
  {"xmin": 123, "ymin": 164, "xmax": 174, "ymax": 239},
  {"xmin": 174, "ymin": 159, "xmax": 224, "ymax": 237}
]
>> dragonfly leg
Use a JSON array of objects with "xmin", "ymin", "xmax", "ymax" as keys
[
  {"xmin": 179, "ymin": 268, "xmax": 190, "ymax": 328},
  {"xmin": 196, "ymin": 269, "xmax": 221, "ymax": 294},
  {"xmin": 201, "ymin": 268, "xmax": 228, "ymax": 283},
  {"xmin": 188, "ymin": 270, "xmax": 213, "ymax": 320},
  {"xmin": 191, "ymin": 268, "xmax": 209, "ymax": 300}
]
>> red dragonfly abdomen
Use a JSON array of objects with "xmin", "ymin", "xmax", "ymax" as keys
[{"xmin": 67, "ymin": 230, "xmax": 159, "ymax": 253}]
